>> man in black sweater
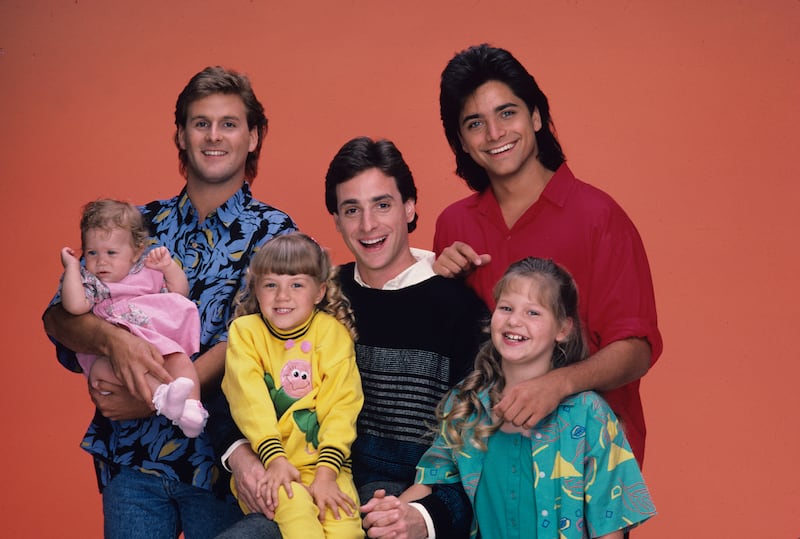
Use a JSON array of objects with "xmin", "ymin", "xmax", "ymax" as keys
[
  {"xmin": 326, "ymin": 137, "xmax": 487, "ymax": 538},
  {"xmin": 217, "ymin": 137, "xmax": 486, "ymax": 539}
]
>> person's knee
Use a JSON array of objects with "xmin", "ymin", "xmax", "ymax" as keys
[
  {"xmin": 273, "ymin": 481, "xmax": 322, "ymax": 533},
  {"xmin": 276, "ymin": 481, "xmax": 314, "ymax": 507}
]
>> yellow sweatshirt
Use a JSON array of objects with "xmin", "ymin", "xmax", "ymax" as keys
[{"xmin": 223, "ymin": 311, "xmax": 363, "ymax": 473}]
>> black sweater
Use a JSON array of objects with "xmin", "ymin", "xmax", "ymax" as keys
[{"xmin": 339, "ymin": 263, "xmax": 488, "ymax": 537}]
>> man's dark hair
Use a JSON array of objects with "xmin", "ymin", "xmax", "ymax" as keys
[
  {"xmin": 324, "ymin": 136, "xmax": 419, "ymax": 233},
  {"xmin": 440, "ymin": 44, "xmax": 565, "ymax": 192},
  {"xmin": 174, "ymin": 66, "xmax": 267, "ymax": 182}
]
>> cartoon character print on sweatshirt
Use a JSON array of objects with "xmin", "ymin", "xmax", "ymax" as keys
[{"xmin": 263, "ymin": 339, "xmax": 320, "ymax": 451}]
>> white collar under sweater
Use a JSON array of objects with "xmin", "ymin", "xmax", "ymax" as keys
[{"xmin": 353, "ymin": 248, "xmax": 437, "ymax": 290}]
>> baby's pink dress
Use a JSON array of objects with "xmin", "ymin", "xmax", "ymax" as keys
[{"xmin": 76, "ymin": 263, "xmax": 200, "ymax": 375}]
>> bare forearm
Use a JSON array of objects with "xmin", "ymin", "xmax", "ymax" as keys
[
  {"xmin": 496, "ymin": 338, "xmax": 652, "ymax": 430},
  {"xmin": 559, "ymin": 338, "xmax": 651, "ymax": 395},
  {"xmin": 162, "ymin": 262, "xmax": 190, "ymax": 296},
  {"xmin": 399, "ymin": 484, "xmax": 431, "ymax": 503},
  {"xmin": 145, "ymin": 247, "xmax": 190, "ymax": 296},
  {"xmin": 44, "ymin": 302, "xmax": 172, "ymax": 399},
  {"xmin": 60, "ymin": 269, "xmax": 92, "ymax": 315},
  {"xmin": 43, "ymin": 303, "xmax": 117, "ymax": 356}
]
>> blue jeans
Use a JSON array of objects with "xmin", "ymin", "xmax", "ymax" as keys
[
  {"xmin": 103, "ymin": 466, "xmax": 243, "ymax": 539},
  {"xmin": 214, "ymin": 513, "xmax": 282, "ymax": 539}
]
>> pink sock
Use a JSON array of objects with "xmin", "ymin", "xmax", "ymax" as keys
[
  {"xmin": 151, "ymin": 384, "xmax": 171, "ymax": 418},
  {"xmin": 152, "ymin": 377, "xmax": 195, "ymax": 421},
  {"xmin": 175, "ymin": 399, "xmax": 208, "ymax": 438}
]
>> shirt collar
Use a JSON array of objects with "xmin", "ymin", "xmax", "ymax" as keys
[
  {"xmin": 476, "ymin": 163, "xmax": 575, "ymax": 213},
  {"xmin": 261, "ymin": 309, "xmax": 317, "ymax": 341},
  {"xmin": 175, "ymin": 182, "xmax": 253, "ymax": 227},
  {"xmin": 353, "ymin": 248, "xmax": 437, "ymax": 290},
  {"xmin": 538, "ymin": 163, "xmax": 574, "ymax": 208}
]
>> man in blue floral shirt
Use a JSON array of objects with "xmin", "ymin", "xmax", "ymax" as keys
[{"xmin": 43, "ymin": 66, "xmax": 296, "ymax": 539}]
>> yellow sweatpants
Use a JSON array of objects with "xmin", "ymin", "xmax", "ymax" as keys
[{"xmin": 233, "ymin": 466, "xmax": 363, "ymax": 539}]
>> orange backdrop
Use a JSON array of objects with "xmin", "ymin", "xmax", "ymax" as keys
[{"xmin": 2, "ymin": 1, "xmax": 798, "ymax": 536}]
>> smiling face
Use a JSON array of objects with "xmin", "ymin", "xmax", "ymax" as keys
[
  {"xmin": 458, "ymin": 80, "xmax": 543, "ymax": 184},
  {"xmin": 491, "ymin": 275, "xmax": 572, "ymax": 378},
  {"xmin": 82, "ymin": 227, "xmax": 142, "ymax": 284},
  {"xmin": 177, "ymin": 93, "xmax": 258, "ymax": 188},
  {"xmin": 333, "ymin": 167, "xmax": 417, "ymax": 288},
  {"xmin": 256, "ymin": 273, "xmax": 326, "ymax": 331}
]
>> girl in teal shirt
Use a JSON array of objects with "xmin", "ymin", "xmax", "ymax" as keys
[{"xmin": 403, "ymin": 257, "xmax": 655, "ymax": 538}]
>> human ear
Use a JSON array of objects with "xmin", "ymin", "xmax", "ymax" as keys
[
  {"xmin": 248, "ymin": 126, "xmax": 258, "ymax": 152},
  {"xmin": 404, "ymin": 199, "xmax": 416, "ymax": 223},
  {"xmin": 556, "ymin": 317, "xmax": 574, "ymax": 343},
  {"xmin": 314, "ymin": 283, "xmax": 327, "ymax": 305},
  {"xmin": 531, "ymin": 107, "xmax": 543, "ymax": 133},
  {"xmin": 177, "ymin": 126, "xmax": 187, "ymax": 150}
]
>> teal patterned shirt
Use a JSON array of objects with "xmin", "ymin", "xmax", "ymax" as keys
[
  {"xmin": 53, "ymin": 183, "xmax": 296, "ymax": 495},
  {"xmin": 415, "ymin": 389, "xmax": 656, "ymax": 538}
]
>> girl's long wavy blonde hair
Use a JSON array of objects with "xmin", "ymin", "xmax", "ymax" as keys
[
  {"xmin": 438, "ymin": 257, "xmax": 588, "ymax": 452},
  {"xmin": 231, "ymin": 232, "xmax": 357, "ymax": 339}
]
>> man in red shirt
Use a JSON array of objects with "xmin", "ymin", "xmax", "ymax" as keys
[{"xmin": 433, "ymin": 44, "xmax": 662, "ymax": 465}]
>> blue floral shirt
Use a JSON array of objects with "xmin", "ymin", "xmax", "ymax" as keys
[
  {"xmin": 415, "ymin": 390, "xmax": 656, "ymax": 538},
  {"xmin": 52, "ymin": 183, "xmax": 296, "ymax": 496}
]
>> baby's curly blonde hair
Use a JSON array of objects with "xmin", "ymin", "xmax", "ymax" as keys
[{"xmin": 79, "ymin": 199, "xmax": 147, "ymax": 252}]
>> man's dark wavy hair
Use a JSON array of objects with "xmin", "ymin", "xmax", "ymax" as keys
[{"xmin": 439, "ymin": 44, "xmax": 565, "ymax": 192}]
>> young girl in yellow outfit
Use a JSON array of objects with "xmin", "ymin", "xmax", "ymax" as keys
[{"xmin": 222, "ymin": 232, "xmax": 364, "ymax": 538}]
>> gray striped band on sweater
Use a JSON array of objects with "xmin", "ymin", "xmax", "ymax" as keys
[{"xmin": 356, "ymin": 344, "xmax": 451, "ymax": 444}]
